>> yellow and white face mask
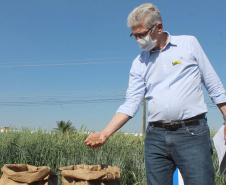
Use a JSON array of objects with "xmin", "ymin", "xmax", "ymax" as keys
[{"xmin": 137, "ymin": 27, "xmax": 157, "ymax": 51}]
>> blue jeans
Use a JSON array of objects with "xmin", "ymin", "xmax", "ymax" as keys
[{"xmin": 145, "ymin": 118, "xmax": 215, "ymax": 185}]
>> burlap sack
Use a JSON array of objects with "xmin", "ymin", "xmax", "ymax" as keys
[
  {"xmin": 59, "ymin": 164, "xmax": 120, "ymax": 185},
  {"xmin": 0, "ymin": 164, "xmax": 58, "ymax": 185}
]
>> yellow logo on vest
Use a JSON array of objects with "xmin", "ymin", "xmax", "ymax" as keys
[{"xmin": 172, "ymin": 61, "xmax": 182, "ymax": 66}]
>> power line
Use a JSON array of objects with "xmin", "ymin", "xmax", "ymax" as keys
[
  {"xmin": 0, "ymin": 88, "xmax": 127, "ymax": 94},
  {"xmin": 0, "ymin": 88, "xmax": 128, "ymax": 107},
  {"xmin": 0, "ymin": 98, "xmax": 126, "ymax": 107},
  {"xmin": 0, "ymin": 89, "xmax": 128, "ymax": 99},
  {"xmin": 0, "ymin": 61, "xmax": 132, "ymax": 68},
  {"xmin": 0, "ymin": 94, "xmax": 126, "ymax": 100},
  {"xmin": 0, "ymin": 57, "xmax": 133, "ymax": 65},
  {"xmin": 0, "ymin": 87, "xmax": 218, "ymax": 109},
  {"xmin": 0, "ymin": 57, "xmax": 134, "ymax": 68}
]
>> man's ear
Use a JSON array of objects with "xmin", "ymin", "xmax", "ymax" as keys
[{"xmin": 156, "ymin": 22, "xmax": 163, "ymax": 34}]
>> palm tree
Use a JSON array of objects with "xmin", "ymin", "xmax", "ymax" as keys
[{"xmin": 54, "ymin": 120, "xmax": 76, "ymax": 133}]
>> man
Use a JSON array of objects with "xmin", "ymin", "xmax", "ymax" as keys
[{"xmin": 85, "ymin": 3, "xmax": 226, "ymax": 185}]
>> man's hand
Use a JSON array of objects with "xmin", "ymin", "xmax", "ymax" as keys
[
  {"xmin": 216, "ymin": 103, "xmax": 226, "ymax": 140},
  {"xmin": 85, "ymin": 113, "xmax": 131, "ymax": 148},
  {"xmin": 85, "ymin": 132, "xmax": 109, "ymax": 149}
]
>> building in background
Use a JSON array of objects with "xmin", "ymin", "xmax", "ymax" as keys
[{"xmin": 0, "ymin": 127, "xmax": 9, "ymax": 133}]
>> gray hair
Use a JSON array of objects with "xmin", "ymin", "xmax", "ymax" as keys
[{"xmin": 127, "ymin": 3, "xmax": 162, "ymax": 28}]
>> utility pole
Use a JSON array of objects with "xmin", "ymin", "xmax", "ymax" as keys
[{"xmin": 142, "ymin": 97, "xmax": 146, "ymax": 134}]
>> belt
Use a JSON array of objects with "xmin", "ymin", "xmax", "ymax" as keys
[{"xmin": 149, "ymin": 113, "xmax": 206, "ymax": 131}]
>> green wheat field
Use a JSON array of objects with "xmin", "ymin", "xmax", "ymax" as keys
[{"xmin": 0, "ymin": 127, "xmax": 225, "ymax": 185}]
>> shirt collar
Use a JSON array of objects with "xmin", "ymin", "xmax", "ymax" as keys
[
  {"xmin": 150, "ymin": 32, "xmax": 177, "ymax": 53},
  {"xmin": 167, "ymin": 32, "xmax": 177, "ymax": 46}
]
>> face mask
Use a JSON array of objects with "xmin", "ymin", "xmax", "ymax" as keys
[{"xmin": 137, "ymin": 30, "xmax": 157, "ymax": 51}]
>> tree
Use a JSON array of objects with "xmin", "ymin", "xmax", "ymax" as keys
[{"xmin": 54, "ymin": 120, "xmax": 76, "ymax": 133}]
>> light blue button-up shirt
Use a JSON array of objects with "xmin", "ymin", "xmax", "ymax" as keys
[{"xmin": 117, "ymin": 33, "xmax": 226, "ymax": 122}]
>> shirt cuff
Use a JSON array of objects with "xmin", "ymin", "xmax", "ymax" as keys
[
  {"xmin": 211, "ymin": 92, "xmax": 226, "ymax": 104},
  {"xmin": 116, "ymin": 105, "xmax": 136, "ymax": 118}
]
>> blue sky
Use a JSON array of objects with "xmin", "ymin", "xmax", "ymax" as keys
[{"xmin": 0, "ymin": 0, "xmax": 225, "ymax": 133}]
